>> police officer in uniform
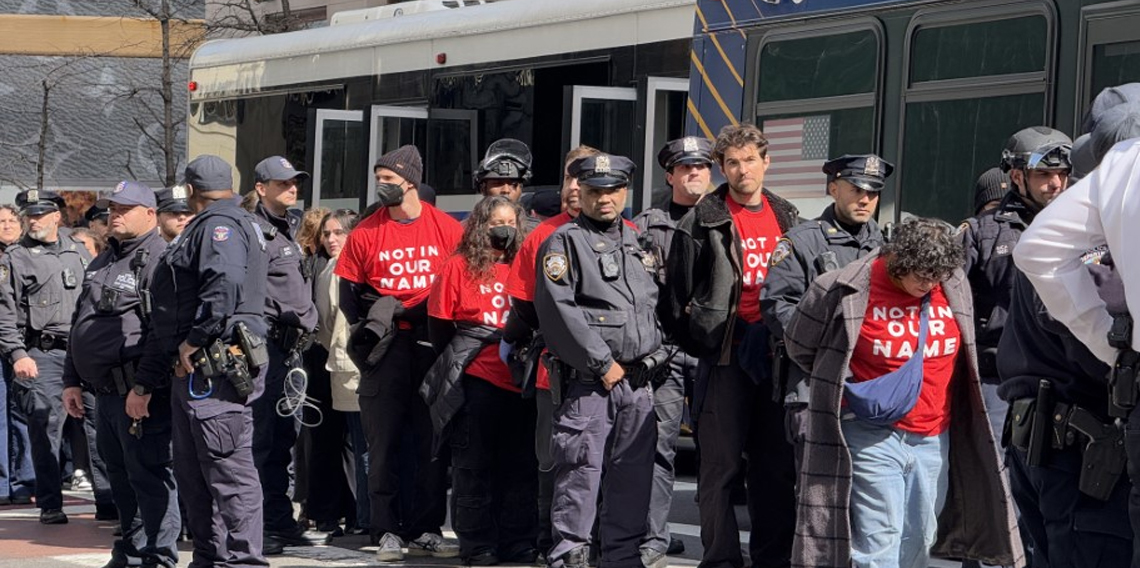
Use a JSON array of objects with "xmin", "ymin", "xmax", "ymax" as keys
[
  {"xmin": 126, "ymin": 155, "xmax": 272, "ymax": 567},
  {"xmin": 474, "ymin": 139, "xmax": 538, "ymax": 230},
  {"xmin": 633, "ymin": 136, "xmax": 714, "ymax": 566},
  {"xmin": 961, "ymin": 126, "xmax": 1072, "ymax": 439},
  {"xmin": 535, "ymin": 153, "xmax": 664, "ymax": 568},
  {"xmin": 0, "ymin": 189, "xmax": 114, "ymax": 524},
  {"xmin": 62, "ymin": 182, "xmax": 179, "ymax": 568},
  {"xmin": 155, "ymin": 186, "xmax": 193, "ymax": 243},
  {"xmin": 250, "ymin": 156, "xmax": 324, "ymax": 549},
  {"xmin": 760, "ymin": 154, "xmax": 890, "ymax": 464},
  {"xmin": 997, "ymin": 254, "xmax": 1132, "ymax": 568}
]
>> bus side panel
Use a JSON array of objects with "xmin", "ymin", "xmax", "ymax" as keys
[{"xmin": 687, "ymin": 30, "xmax": 747, "ymax": 140}]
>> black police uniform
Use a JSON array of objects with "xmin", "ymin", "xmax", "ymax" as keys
[
  {"xmin": 631, "ymin": 136, "xmax": 711, "ymax": 559},
  {"xmin": 997, "ymin": 256, "xmax": 1132, "ymax": 568},
  {"xmin": 64, "ymin": 225, "xmax": 179, "ymax": 566},
  {"xmin": 535, "ymin": 154, "xmax": 664, "ymax": 568},
  {"xmin": 138, "ymin": 193, "xmax": 271, "ymax": 567},
  {"xmin": 961, "ymin": 189, "xmax": 1035, "ymax": 438},
  {"xmin": 0, "ymin": 191, "xmax": 112, "ymax": 521},
  {"xmin": 251, "ymin": 200, "xmax": 319, "ymax": 543}
]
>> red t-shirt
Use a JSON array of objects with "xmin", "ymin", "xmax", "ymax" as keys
[
  {"xmin": 428, "ymin": 255, "xmax": 517, "ymax": 393},
  {"xmin": 335, "ymin": 204, "xmax": 463, "ymax": 308},
  {"xmin": 729, "ymin": 196, "xmax": 782, "ymax": 323},
  {"xmin": 849, "ymin": 258, "xmax": 961, "ymax": 436},
  {"xmin": 507, "ymin": 212, "xmax": 573, "ymax": 302}
]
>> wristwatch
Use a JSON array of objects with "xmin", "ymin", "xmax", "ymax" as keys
[{"xmin": 132, "ymin": 384, "xmax": 151, "ymax": 396}]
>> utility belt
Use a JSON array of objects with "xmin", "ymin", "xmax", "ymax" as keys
[
  {"xmin": 25, "ymin": 330, "xmax": 67, "ymax": 352},
  {"xmin": 541, "ymin": 351, "xmax": 666, "ymax": 407},
  {"xmin": 1008, "ymin": 380, "xmax": 1126, "ymax": 501},
  {"xmin": 268, "ymin": 324, "xmax": 315, "ymax": 355},
  {"xmin": 84, "ymin": 361, "xmax": 140, "ymax": 396},
  {"xmin": 188, "ymin": 322, "xmax": 269, "ymax": 398}
]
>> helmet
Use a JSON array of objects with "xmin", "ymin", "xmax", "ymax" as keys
[
  {"xmin": 473, "ymin": 138, "xmax": 532, "ymax": 189},
  {"xmin": 1000, "ymin": 126, "xmax": 1072, "ymax": 172}
]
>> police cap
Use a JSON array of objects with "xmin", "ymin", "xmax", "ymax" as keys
[
  {"xmin": 183, "ymin": 155, "xmax": 234, "ymax": 192},
  {"xmin": 155, "ymin": 185, "xmax": 192, "ymax": 214},
  {"xmin": 569, "ymin": 154, "xmax": 636, "ymax": 189},
  {"xmin": 16, "ymin": 189, "xmax": 65, "ymax": 216},
  {"xmin": 657, "ymin": 137, "xmax": 713, "ymax": 171},
  {"xmin": 97, "ymin": 181, "xmax": 156, "ymax": 209},
  {"xmin": 84, "ymin": 204, "xmax": 109, "ymax": 224},
  {"xmin": 822, "ymin": 154, "xmax": 894, "ymax": 192},
  {"xmin": 255, "ymin": 155, "xmax": 310, "ymax": 183}
]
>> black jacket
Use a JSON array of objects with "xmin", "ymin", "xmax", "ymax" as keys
[
  {"xmin": 419, "ymin": 322, "xmax": 502, "ymax": 455},
  {"xmin": 664, "ymin": 184, "xmax": 799, "ymax": 363}
]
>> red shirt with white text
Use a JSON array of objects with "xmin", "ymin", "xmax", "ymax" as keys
[{"xmin": 728, "ymin": 195, "xmax": 782, "ymax": 323}]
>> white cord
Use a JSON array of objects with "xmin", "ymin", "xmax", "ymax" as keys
[{"xmin": 277, "ymin": 365, "xmax": 323, "ymax": 428}]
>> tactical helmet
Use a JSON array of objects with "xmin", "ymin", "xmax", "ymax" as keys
[
  {"xmin": 1000, "ymin": 126, "xmax": 1073, "ymax": 172},
  {"xmin": 473, "ymin": 138, "xmax": 533, "ymax": 189}
]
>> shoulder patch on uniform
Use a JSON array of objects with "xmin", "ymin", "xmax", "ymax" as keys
[
  {"xmin": 770, "ymin": 238, "xmax": 793, "ymax": 267},
  {"xmin": 0, "ymin": 265, "xmax": 8, "ymax": 281},
  {"xmin": 543, "ymin": 252, "xmax": 568, "ymax": 281},
  {"xmin": 212, "ymin": 225, "xmax": 232, "ymax": 242}
]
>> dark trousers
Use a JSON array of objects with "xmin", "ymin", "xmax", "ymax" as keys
[
  {"xmin": 0, "ymin": 358, "xmax": 35, "ymax": 500},
  {"xmin": 302, "ymin": 345, "xmax": 355, "ymax": 526},
  {"xmin": 697, "ymin": 361, "xmax": 796, "ymax": 568},
  {"xmin": 12, "ymin": 347, "xmax": 111, "ymax": 510},
  {"xmin": 536, "ymin": 387, "xmax": 556, "ymax": 553},
  {"xmin": 252, "ymin": 343, "xmax": 301, "ymax": 534},
  {"xmin": 1124, "ymin": 404, "xmax": 1140, "ymax": 568},
  {"xmin": 96, "ymin": 392, "xmax": 180, "ymax": 567},
  {"xmin": 172, "ymin": 381, "xmax": 268, "ymax": 568},
  {"xmin": 344, "ymin": 412, "xmax": 371, "ymax": 530},
  {"xmin": 550, "ymin": 380, "xmax": 656, "ymax": 568},
  {"xmin": 359, "ymin": 332, "xmax": 448, "ymax": 540},
  {"xmin": 643, "ymin": 352, "xmax": 692, "ymax": 553},
  {"xmin": 451, "ymin": 375, "xmax": 538, "ymax": 558},
  {"xmin": 1008, "ymin": 444, "xmax": 1132, "ymax": 568}
]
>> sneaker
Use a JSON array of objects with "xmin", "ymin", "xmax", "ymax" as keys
[
  {"xmin": 407, "ymin": 532, "xmax": 459, "ymax": 558},
  {"xmin": 39, "ymin": 508, "xmax": 68, "ymax": 524},
  {"xmin": 666, "ymin": 535, "xmax": 685, "ymax": 555},
  {"xmin": 560, "ymin": 546, "xmax": 589, "ymax": 568},
  {"xmin": 267, "ymin": 526, "xmax": 332, "ymax": 546},
  {"xmin": 466, "ymin": 550, "xmax": 500, "ymax": 566},
  {"xmin": 640, "ymin": 548, "xmax": 667, "ymax": 568},
  {"xmin": 375, "ymin": 532, "xmax": 405, "ymax": 562},
  {"xmin": 263, "ymin": 538, "xmax": 285, "ymax": 556},
  {"xmin": 71, "ymin": 469, "xmax": 93, "ymax": 491}
]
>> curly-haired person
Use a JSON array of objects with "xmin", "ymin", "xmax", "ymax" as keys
[{"xmin": 783, "ymin": 217, "xmax": 1024, "ymax": 568}]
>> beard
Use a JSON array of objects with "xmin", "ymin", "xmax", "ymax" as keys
[{"xmin": 28, "ymin": 226, "xmax": 55, "ymax": 242}]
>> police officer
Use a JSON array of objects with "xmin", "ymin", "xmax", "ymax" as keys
[
  {"xmin": 62, "ymin": 182, "xmax": 179, "ymax": 568},
  {"xmin": 474, "ymin": 138, "xmax": 532, "ymax": 204},
  {"xmin": 155, "ymin": 186, "xmax": 193, "ymax": 243},
  {"xmin": 997, "ymin": 255, "xmax": 1132, "ymax": 568},
  {"xmin": 535, "ymin": 153, "xmax": 663, "ymax": 568},
  {"xmin": 0, "ymin": 189, "xmax": 114, "ymax": 524},
  {"xmin": 126, "ymin": 155, "xmax": 272, "ymax": 566},
  {"xmin": 633, "ymin": 136, "xmax": 714, "ymax": 567},
  {"xmin": 961, "ymin": 126, "xmax": 1072, "ymax": 439},
  {"xmin": 86, "ymin": 204, "xmax": 110, "ymax": 239},
  {"xmin": 760, "ymin": 154, "xmax": 890, "ymax": 464},
  {"xmin": 250, "ymin": 156, "xmax": 324, "ymax": 549}
]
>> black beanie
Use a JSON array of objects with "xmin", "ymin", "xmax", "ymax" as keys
[
  {"xmin": 374, "ymin": 145, "xmax": 423, "ymax": 187},
  {"xmin": 974, "ymin": 167, "xmax": 1010, "ymax": 214}
]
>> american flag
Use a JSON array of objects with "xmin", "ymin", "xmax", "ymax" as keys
[{"xmin": 763, "ymin": 116, "xmax": 831, "ymax": 197}]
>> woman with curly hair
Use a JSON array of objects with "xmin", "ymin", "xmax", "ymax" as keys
[
  {"xmin": 784, "ymin": 217, "xmax": 1023, "ymax": 568},
  {"xmin": 423, "ymin": 195, "xmax": 538, "ymax": 565}
]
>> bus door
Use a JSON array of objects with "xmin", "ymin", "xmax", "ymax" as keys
[
  {"xmin": 368, "ymin": 105, "xmax": 429, "ymax": 205},
  {"xmin": 564, "ymin": 86, "xmax": 638, "ymax": 209},
  {"xmin": 312, "ymin": 109, "xmax": 364, "ymax": 211}
]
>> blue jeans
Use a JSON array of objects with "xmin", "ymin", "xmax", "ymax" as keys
[{"xmin": 842, "ymin": 419, "xmax": 950, "ymax": 568}]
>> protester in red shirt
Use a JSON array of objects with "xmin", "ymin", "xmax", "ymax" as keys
[
  {"xmin": 500, "ymin": 145, "xmax": 599, "ymax": 560},
  {"xmin": 424, "ymin": 196, "xmax": 537, "ymax": 565},
  {"xmin": 334, "ymin": 145, "xmax": 463, "ymax": 562},
  {"xmin": 783, "ymin": 218, "xmax": 1014, "ymax": 568}
]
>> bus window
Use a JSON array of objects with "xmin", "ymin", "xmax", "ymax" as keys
[
  {"xmin": 1091, "ymin": 41, "xmax": 1140, "ymax": 100},
  {"xmin": 754, "ymin": 26, "xmax": 881, "ymax": 214},
  {"xmin": 899, "ymin": 6, "xmax": 1053, "ymax": 222},
  {"xmin": 909, "ymin": 16, "xmax": 1047, "ymax": 83}
]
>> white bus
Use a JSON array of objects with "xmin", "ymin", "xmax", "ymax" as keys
[{"xmin": 187, "ymin": 0, "xmax": 696, "ymax": 215}]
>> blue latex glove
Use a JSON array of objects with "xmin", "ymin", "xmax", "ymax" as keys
[{"xmin": 499, "ymin": 339, "xmax": 514, "ymax": 364}]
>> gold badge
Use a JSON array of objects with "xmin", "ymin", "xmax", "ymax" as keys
[
  {"xmin": 172, "ymin": 184, "xmax": 188, "ymax": 199},
  {"xmin": 770, "ymin": 238, "xmax": 793, "ymax": 267},
  {"xmin": 543, "ymin": 252, "xmax": 568, "ymax": 281},
  {"xmin": 864, "ymin": 156, "xmax": 881, "ymax": 176},
  {"xmin": 595, "ymin": 155, "xmax": 611, "ymax": 174},
  {"xmin": 683, "ymin": 137, "xmax": 700, "ymax": 152}
]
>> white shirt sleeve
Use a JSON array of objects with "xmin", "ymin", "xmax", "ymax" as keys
[{"xmin": 1013, "ymin": 139, "xmax": 1140, "ymax": 365}]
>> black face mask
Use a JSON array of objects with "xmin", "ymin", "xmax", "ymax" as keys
[
  {"xmin": 488, "ymin": 225, "xmax": 518, "ymax": 251},
  {"xmin": 376, "ymin": 182, "xmax": 406, "ymax": 207}
]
